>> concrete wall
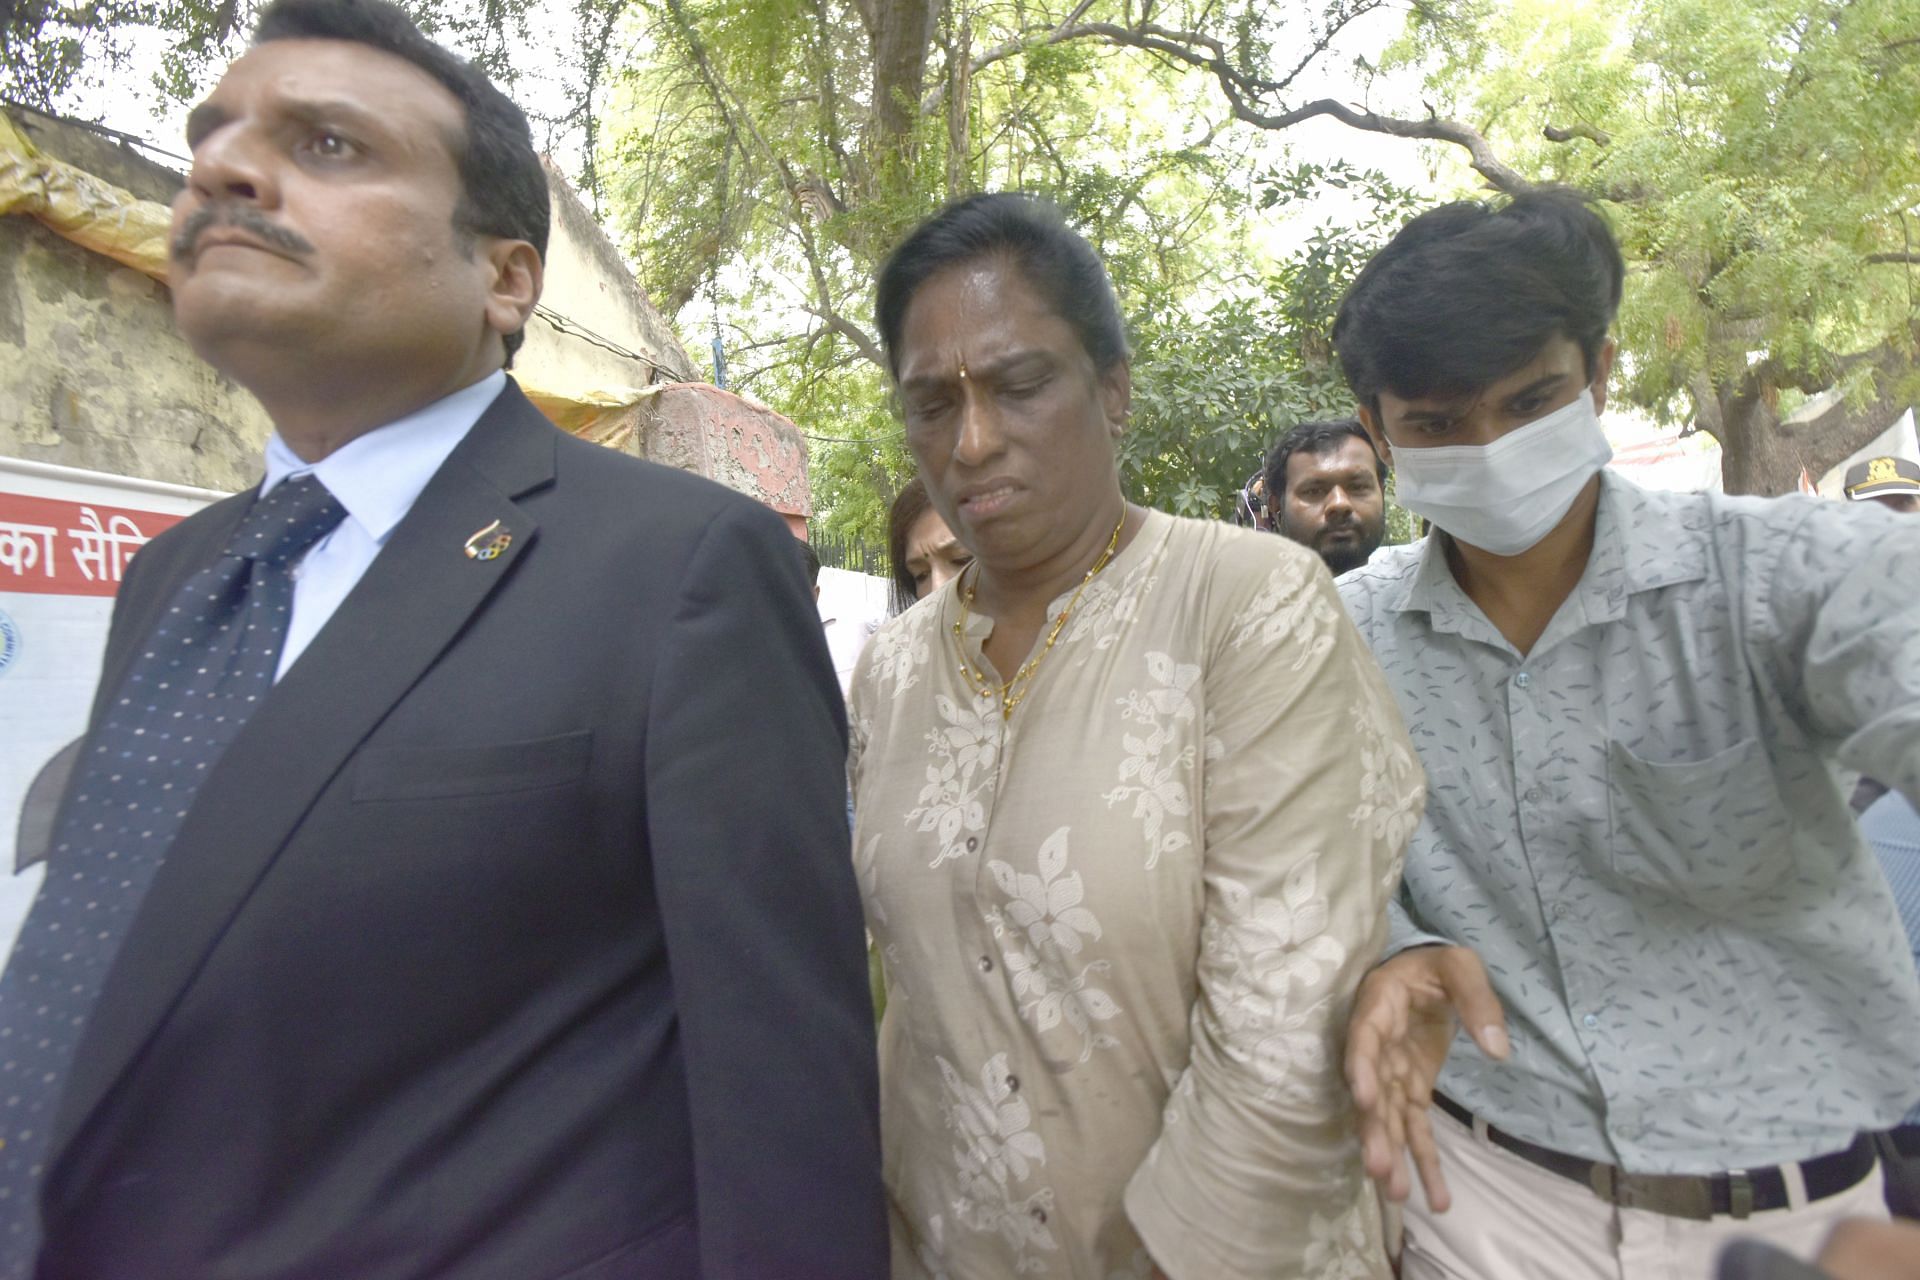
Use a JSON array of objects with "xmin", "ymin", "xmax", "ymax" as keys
[
  {"xmin": 0, "ymin": 107, "xmax": 809, "ymax": 522},
  {"xmin": 0, "ymin": 111, "xmax": 272, "ymax": 493},
  {"xmin": 519, "ymin": 167, "xmax": 699, "ymax": 391}
]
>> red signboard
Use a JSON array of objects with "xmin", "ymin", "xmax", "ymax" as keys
[{"xmin": 0, "ymin": 493, "xmax": 187, "ymax": 598}]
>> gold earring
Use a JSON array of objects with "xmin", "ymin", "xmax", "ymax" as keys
[{"xmin": 957, "ymin": 360, "xmax": 969, "ymax": 381}]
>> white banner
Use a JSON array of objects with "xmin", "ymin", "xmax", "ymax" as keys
[{"xmin": 0, "ymin": 458, "xmax": 221, "ymax": 961}]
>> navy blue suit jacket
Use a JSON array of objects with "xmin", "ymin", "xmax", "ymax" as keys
[{"xmin": 35, "ymin": 382, "xmax": 886, "ymax": 1279}]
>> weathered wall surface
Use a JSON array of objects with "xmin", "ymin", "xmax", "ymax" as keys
[
  {"xmin": 0, "ymin": 111, "xmax": 272, "ymax": 492},
  {"xmin": 0, "ymin": 107, "xmax": 810, "ymax": 522},
  {"xmin": 518, "ymin": 167, "xmax": 699, "ymax": 394},
  {"xmin": 635, "ymin": 384, "xmax": 812, "ymax": 533}
]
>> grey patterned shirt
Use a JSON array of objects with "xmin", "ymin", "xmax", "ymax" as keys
[{"xmin": 1337, "ymin": 471, "xmax": 1920, "ymax": 1174}]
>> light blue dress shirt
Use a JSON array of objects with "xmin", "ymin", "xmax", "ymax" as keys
[
  {"xmin": 260, "ymin": 371, "xmax": 505, "ymax": 680},
  {"xmin": 1861, "ymin": 791, "xmax": 1920, "ymax": 1126},
  {"xmin": 1337, "ymin": 471, "xmax": 1920, "ymax": 1174}
]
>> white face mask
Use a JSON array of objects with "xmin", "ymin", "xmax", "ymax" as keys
[{"xmin": 1389, "ymin": 389, "xmax": 1613, "ymax": 556}]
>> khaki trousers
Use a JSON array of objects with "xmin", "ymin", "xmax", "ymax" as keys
[{"xmin": 1400, "ymin": 1106, "xmax": 1888, "ymax": 1280}]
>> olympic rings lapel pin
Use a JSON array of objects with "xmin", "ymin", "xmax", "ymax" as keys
[{"xmin": 463, "ymin": 519, "xmax": 513, "ymax": 562}]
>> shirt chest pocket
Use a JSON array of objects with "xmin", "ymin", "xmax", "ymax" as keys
[{"xmin": 1606, "ymin": 737, "xmax": 1795, "ymax": 912}]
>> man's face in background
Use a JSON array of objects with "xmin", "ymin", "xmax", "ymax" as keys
[{"xmin": 1276, "ymin": 436, "xmax": 1386, "ymax": 574}]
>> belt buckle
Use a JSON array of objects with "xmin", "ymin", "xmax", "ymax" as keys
[{"xmin": 1589, "ymin": 1164, "xmax": 1715, "ymax": 1221}]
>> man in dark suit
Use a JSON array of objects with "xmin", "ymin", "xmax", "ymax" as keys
[{"xmin": 0, "ymin": 0, "xmax": 886, "ymax": 1275}]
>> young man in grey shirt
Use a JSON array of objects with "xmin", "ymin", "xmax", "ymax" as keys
[{"xmin": 1333, "ymin": 189, "xmax": 1920, "ymax": 1278}]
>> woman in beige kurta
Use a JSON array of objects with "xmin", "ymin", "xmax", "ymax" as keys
[{"xmin": 853, "ymin": 193, "xmax": 1424, "ymax": 1279}]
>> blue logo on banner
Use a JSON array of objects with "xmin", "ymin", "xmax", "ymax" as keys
[{"xmin": 0, "ymin": 608, "xmax": 18, "ymax": 676}]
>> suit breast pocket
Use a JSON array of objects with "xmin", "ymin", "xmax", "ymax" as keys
[
  {"xmin": 352, "ymin": 730, "xmax": 593, "ymax": 802},
  {"xmin": 1606, "ymin": 736, "xmax": 1794, "ymax": 911}
]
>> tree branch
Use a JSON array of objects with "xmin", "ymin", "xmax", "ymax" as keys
[
  {"xmin": 807, "ymin": 305, "xmax": 888, "ymax": 369},
  {"xmin": 1245, "ymin": 97, "xmax": 1533, "ymax": 194},
  {"xmin": 922, "ymin": 14, "xmax": 1533, "ymax": 196},
  {"xmin": 1543, "ymin": 121, "xmax": 1611, "ymax": 144},
  {"xmin": 1865, "ymin": 251, "xmax": 1920, "ymax": 265}
]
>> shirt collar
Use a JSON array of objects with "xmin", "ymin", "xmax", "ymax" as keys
[
  {"xmin": 1387, "ymin": 470, "xmax": 1711, "ymax": 633},
  {"xmin": 260, "ymin": 370, "xmax": 507, "ymax": 545},
  {"xmin": 1593, "ymin": 469, "xmax": 1711, "ymax": 598}
]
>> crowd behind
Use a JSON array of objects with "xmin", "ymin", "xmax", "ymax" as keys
[{"xmin": 3, "ymin": 1, "xmax": 1918, "ymax": 1277}]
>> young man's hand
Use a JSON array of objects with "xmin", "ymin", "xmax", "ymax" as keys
[{"xmin": 1344, "ymin": 944, "xmax": 1510, "ymax": 1212}]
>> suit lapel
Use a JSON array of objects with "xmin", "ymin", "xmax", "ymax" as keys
[{"xmin": 50, "ymin": 383, "xmax": 559, "ymax": 1159}]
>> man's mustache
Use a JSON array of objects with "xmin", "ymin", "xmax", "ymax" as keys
[{"xmin": 171, "ymin": 205, "xmax": 316, "ymax": 262}]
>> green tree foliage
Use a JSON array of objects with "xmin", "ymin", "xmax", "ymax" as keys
[
  {"xmin": 1399, "ymin": 0, "xmax": 1920, "ymax": 492},
  {"xmin": 15, "ymin": 0, "xmax": 1572, "ymax": 532},
  {"xmin": 1124, "ymin": 161, "xmax": 1423, "ymax": 519},
  {"xmin": 598, "ymin": 0, "xmax": 1443, "ymax": 543}
]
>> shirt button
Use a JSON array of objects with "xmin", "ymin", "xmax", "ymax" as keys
[
  {"xmin": 1551, "ymin": 903, "xmax": 1567, "ymax": 919},
  {"xmin": 1030, "ymin": 1208, "xmax": 1047, "ymax": 1224},
  {"xmin": 1513, "ymin": 672, "xmax": 1531, "ymax": 688},
  {"xmin": 1005, "ymin": 1073, "xmax": 1020, "ymax": 1092},
  {"xmin": 965, "ymin": 837, "xmax": 978, "ymax": 852},
  {"xmin": 977, "ymin": 955, "xmax": 994, "ymax": 973},
  {"xmin": 1583, "ymin": 1013, "xmax": 1599, "ymax": 1029},
  {"xmin": 1524, "ymin": 787, "xmax": 1544, "ymax": 804}
]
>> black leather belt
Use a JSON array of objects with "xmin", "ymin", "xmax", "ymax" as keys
[{"xmin": 1433, "ymin": 1093, "xmax": 1876, "ymax": 1221}]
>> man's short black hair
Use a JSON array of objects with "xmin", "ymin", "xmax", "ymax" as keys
[
  {"xmin": 1263, "ymin": 418, "xmax": 1386, "ymax": 506},
  {"xmin": 253, "ymin": 0, "xmax": 550, "ymax": 361},
  {"xmin": 875, "ymin": 193, "xmax": 1129, "ymax": 379},
  {"xmin": 800, "ymin": 538, "xmax": 821, "ymax": 588},
  {"xmin": 1333, "ymin": 187, "xmax": 1623, "ymax": 408}
]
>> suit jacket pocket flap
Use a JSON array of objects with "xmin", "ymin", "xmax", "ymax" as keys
[{"xmin": 353, "ymin": 730, "xmax": 593, "ymax": 802}]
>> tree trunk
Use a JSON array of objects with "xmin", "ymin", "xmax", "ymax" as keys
[
  {"xmin": 1708, "ymin": 328, "xmax": 1920, "ymax": 495},
  {"xmin": 945, "ymin": 11, "xmax": 971, "ymax": 198},
  {"xmin": 858, "ymin": 0, "xmax": 941, "ymax": 172}
]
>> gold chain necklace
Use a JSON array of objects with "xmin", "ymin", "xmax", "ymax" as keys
[{"xmin": 952, "ymin": 511, "xmax": 1126, "ymax": 721}]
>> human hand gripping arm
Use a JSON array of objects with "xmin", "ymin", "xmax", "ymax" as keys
[
  {"xmin": 645, "ymin": 502, "xmax": 887, "ymax": 1278},
  {"xmin": 1122, "ymin": 552, "xmax": 1427, "ymax": 1280}
]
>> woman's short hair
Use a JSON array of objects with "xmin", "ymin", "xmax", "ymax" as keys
[
  {"xmin": 1333, "ymin": 187, "xmax": 1623, "ymax": 408},
  {"xmin": 875, "ymin": 193, "xmax": 1129, "ymax": 379}
]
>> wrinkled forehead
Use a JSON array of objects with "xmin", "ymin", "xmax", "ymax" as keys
[
  {"xmin": 200, "ymin": 38, "xmax": 467, "ymax": 160},
  {"xmin": 895, "ymin": 256, "xmax": 1079, "ymax": 380},
  {"xmin": 905, "ymin": 506, "xmax": 959, "ymax": 555},
  {"xmin": 1289, "ymin": 436, "xmax": 1378, "ymax": 484}
]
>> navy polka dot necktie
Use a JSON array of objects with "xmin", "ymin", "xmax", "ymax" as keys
[{"xmin": 0, "ymin": 474, "xmax": 345, "ymax": 1273}]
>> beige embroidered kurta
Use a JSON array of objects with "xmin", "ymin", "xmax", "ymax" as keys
[{"xmin": 848, "ymin": 511, "xmax": 1425, "ymax": 1280}]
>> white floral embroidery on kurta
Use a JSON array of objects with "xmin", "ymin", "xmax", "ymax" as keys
[
  {"xmin": 1225, "ymin": 562, "xmax": 1339, "ymax": 667},
  {"xmin": 1103, "ymin": 652, "xmax": 1200, "ymax": 869},
  {"xmin": 868, "ymin": 619, "xmax": 930, "ymax": 697},
  {"xmin": 989, "ymin": 827, "xmax": 1124, "ymax": 1063},
  {"xmin": 937, "ymin": 1052, "xmax": 1058, "ymax": 1272},
  {"xmin": 907, "ymin": 693, "xmax": 999, "ymax": 867},
  {"xmin": 1303, "ymin": 1199, "xmax": 1379, "ymax": 1280},
  {"xmin": 913, "ymin": 1213, "xmax": 954, "ymax": 1280},
  {"xmin": 851, "ymin": 514, "xmax": 1418, "ymax": 1279},
  {"xmin": 1063, "ymin": 560, "xmax": 1156, "ymax": 649},
  {"xmin": 1204, "ymin": 855, "xmax": 1349, "ymax": 1099}
]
